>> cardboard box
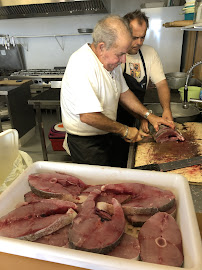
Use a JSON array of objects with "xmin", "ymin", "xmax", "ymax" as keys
[{"xmin": 0, "ymin": 161, "xmax": 201, "ymax": 270}]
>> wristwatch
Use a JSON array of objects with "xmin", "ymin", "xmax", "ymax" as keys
[{"xmin": 143, "ymin": 110, "xmax": 153, "ymax": 119}]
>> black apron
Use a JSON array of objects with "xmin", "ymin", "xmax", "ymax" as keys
[
  {"xmin": 117, "ymin": 49, "xmax": 147, "ymax": 127},
  {"xmin": 112, "ymin": 50, "xmax": 147, "ymax": 168}
]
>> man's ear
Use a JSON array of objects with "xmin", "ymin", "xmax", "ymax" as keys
[{"xmin": 97, "ymin": 42, "xmax": 106, "ymax": 54}]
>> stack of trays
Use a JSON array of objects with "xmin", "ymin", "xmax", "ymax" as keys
[
  {"xmin": 183, "ymin": 0, "xmax": 195, "ymax": 20},
  {"xmin": 48, "ymin": 123, "xmax": 66, "ymax": 151}
]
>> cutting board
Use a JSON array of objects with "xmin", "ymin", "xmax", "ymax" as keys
[
  {"xmin": 134, "ymin": 122, "xmax": 202, "ymax": 184},
  {"xmin": 0, "ymin": 80, "xmax": 31, "ymax": 86}
]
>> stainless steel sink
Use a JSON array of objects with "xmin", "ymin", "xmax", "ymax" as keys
[
  {"xmin": 146, "ymin": 102, "xmax": 201, "ymax": 123},
  {"xmin": 189, "ymin": 77, "xmax": 202, "ymax": 87}
]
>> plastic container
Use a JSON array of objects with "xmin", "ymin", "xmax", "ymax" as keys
[
  {"xmin": 165, "ymin": 72, "xmax": 187, "ymax": 89},
  {"xmin": 0, "ymin": 161, "xmax": 201, "ymax": 270},
  {"xmin": 185, "ymin": 12, "xmax": 195, "ymax": 20},
  {"xmin": 199, "ymin": 88, "xmax": 202, "ymax": 100},
  {"xmin": 48, "ymin": 123, "xmax": 66, "ymax": 151},
  {"xmin": 0, "ymin": 129, "xmax": 19, "ymax": 185},
  {"xmin": 178, "ymin": 86, "xmax": 200, "ymax": 101}
]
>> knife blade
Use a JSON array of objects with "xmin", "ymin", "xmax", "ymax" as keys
[{"xmin": 133, "ymin": 155, "xmax": 202, "ymax": 172}]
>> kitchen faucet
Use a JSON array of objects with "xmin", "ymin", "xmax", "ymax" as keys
[{"xmin": 182, "ymin": 60, "xmax": 202, "ymax": 109}]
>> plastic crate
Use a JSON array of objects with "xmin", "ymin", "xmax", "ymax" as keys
[
  {"xmin": 49, "ymin": 138, "xmax": 65, "ymax": 151},
  {"xmin": 48, "ymin": 123, "xmax": 66, "ymax": 151},
  {"xmin": 0, "ymin": 161, "xmax": 201, "ymax": 270}
]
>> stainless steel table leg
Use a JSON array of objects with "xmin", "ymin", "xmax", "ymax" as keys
[
  {"xmin": 0, "ymin": 118, "xmax": 2, "ymax": 132},
  {"xmin": 35, "ymin": 103, "xmax": 48, "ymax": 161},
  {"xmin": 56, "ymin": 106, "xmax": 61, "ymax": 122},
  {"xmin": 127, "ymin": 143, "xmax": 135, "ymax": 169}
]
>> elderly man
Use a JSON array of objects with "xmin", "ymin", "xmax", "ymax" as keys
[{"xmin": 60, "ymin": 15, "xmax": 174, "ymax": 167}]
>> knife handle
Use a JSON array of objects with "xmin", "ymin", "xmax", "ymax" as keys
[{"xmin": 133, "ymin": 164, "xmax": 161, "ymax": 171}]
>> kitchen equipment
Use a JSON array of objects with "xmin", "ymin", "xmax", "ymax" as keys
[
  {"xmin": 133, "ymin": 122, "xmax": 202, "ymax": 183},
  {"xmin": 183, "ymin": 60, "xmax": 202, "ymax": 109},
  {"xmin": 0, "ymin": 0, "xmax": 111, "ymax": 19},
  {"xmin": 140, "ymin": 2, "xmax": 165, "ymax": 8},
  {"xmin": 179, "ymin": 86, "xmax": 201, "ymax": 101},
  {"xmin": 50, "ymin": 81, "xmax": 62, "ymax": 88},
  {"xmin": 165, "ymin": 72, "xmax": 187, "ymax": 89},
  {"xmin": 146, "ymin": 102, "xmax": 200, "ymax": 123},
  {"xmin": 0, "ymin": 44, "xmax": 25, "ymax": 70},
  {"xmin": 0, "ymin": 79, "xmax": 31, "ymax": 86},
  {"xmin": 78, "ymin": 28, "xmax": 93, "ymax": 33},
  {"xmin": 10, "ymin": 68, "xmax": 65, "ymax": 96},
  {"xmin": 10, "ymin": 68, "xmax": 65, "ymax": 84},
  {"xmin": 133, "ymin": 155, "xmax": 202, "ymax": 172},
  {"xmin": 163, "ymin": 20, "xmax": 194, "ymax": 27},
  {"xmin": 0, "ymin": 161, "xmax": 201, "ymax": 269}
]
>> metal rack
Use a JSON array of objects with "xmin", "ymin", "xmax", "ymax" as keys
[{"xmin": 0, "ymin": 32, "xmax": 92, "ymax": 51}]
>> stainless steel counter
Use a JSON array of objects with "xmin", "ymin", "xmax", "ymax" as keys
[
  {"xmin": 0, "ymin": 80, "xmax": 35, "ymax": 137},
  {"xmin": 28, "ymin": 88, "xmax": 61, "ymax": 161}
]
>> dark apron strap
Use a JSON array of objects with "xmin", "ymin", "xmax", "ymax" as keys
[
  {"xmin": 117, "ymin": 50, "xmax": 147, "ymax": 126},
  {"xmin": 139, "ymin": 49, "xmax": 147, "ymax": 87}
]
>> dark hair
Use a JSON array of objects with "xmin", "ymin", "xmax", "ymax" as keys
[{"xmin": 124, "ymin": 10, "xmax": 149, "ymax": 29}]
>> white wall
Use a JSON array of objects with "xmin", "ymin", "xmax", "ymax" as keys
[
  {"xmin": 0, "ymin": 14, "xmax": 104, "ymax": 69},
  {"xmin": 0, "ymin": 0, "xmax": 183, "ymax": 69}
]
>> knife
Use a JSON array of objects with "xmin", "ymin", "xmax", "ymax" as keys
[{"xmin": 133, "ymin": 155, "xmax": 202, "ymax": 172}]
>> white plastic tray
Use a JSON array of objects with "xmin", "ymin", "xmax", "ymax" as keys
[{"xmin": 0, "ymin": 161, "xmax": 201, "ymax": 270}]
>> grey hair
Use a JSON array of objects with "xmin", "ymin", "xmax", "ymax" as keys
[{"xmin": 92, "ymin": 15, "xmax": 131, "ymax": 50}]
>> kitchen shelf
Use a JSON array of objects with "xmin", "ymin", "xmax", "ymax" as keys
[
  {"xmin": 181, "ymin": 23, "xmax": 202, "ymax": 31},
  {"xmin": 11, "ymin": 33, "xmax": 92, "ymax": 51}
]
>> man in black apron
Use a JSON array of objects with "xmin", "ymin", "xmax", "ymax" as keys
[
  {"xmin": 117, "ymin": 49, "xmax": 147, "ymax": 127},
  {"xmin": 114, "ymin": 52, "xmax": 147, "ymax": 168},
  {"xmin": 115, "ymin": 10, "xmax": 173, "ymax": 167}
]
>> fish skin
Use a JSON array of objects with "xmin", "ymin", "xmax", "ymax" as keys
[
  {"xmin": 68, "ymin": 190, "xmax": 126, "ymax": 254},
  {"xmin": 149, "ymin": 124, "xmax": 185, "ymax": 143}
]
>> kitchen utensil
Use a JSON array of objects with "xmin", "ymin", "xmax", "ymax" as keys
[
  {"xmin": 163, "ymin": 20, "xmax": 193, "ymax": 27},
  {"xmin": 133, "ymin": 155, "xmax": 202, "ymax": 172},
  {"xmin": 165, "ymin": 72, "xmax": 187, "ymax": 89},
  {"xmin": 78, "ymin": 28, "xmax": 93, "ymax": 33}
]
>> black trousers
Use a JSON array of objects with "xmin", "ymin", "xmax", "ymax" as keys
[{"xmin": 67, "ymin": 133, "xmax": 128, "ymax": 168}]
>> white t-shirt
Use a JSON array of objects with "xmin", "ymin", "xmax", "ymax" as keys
[
  {"xmin": 61, "ymin": 43, "xmax": 129, "ymax": 136},
  {"xmin": 122, "ymin": 44, "xmax": 166, "ymax": 87}
]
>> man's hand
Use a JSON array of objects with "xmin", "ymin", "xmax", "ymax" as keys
[
  {"xmin": 147, "ymin": 113, "xmax": 175, "ymax": 131},
  {"xmin": 123, "ymin": 127, "xmax": 149, "ymax": 143},
  {"xmin": 140, "ymin": 108, "xmax": 175, "ymax": 133},
  {"xmin": 140, "ymin": 118, "xmax": 150, "ymax": 133},
  {"xmin": 162, "ymin": 108, "xmax": 174, "ymax": 126}
]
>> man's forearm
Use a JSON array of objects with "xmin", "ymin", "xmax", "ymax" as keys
[
  {"xmin": 156, "ymin": 79, "xmax": 171, "ymax": 110},
  {"xmin": 80, "ymin": 112, "xmax": 127, "ymax": 137}
]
